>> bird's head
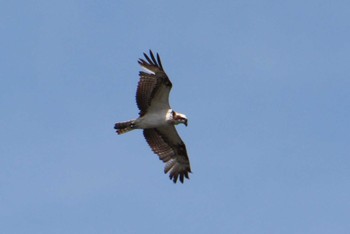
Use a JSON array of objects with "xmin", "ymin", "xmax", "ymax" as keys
[{"xmin": 173, "ymin": 112, "xmax": 188, "ymax": 126}]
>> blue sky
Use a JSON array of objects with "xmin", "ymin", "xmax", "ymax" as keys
[{"xmin": 1, "ymin": 1, "xmax": 350, "ymax": 233}]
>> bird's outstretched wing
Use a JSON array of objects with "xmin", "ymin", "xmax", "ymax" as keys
[
  {"xmin": 136, "ymin": 50, "xmax": 172, "ymax": 116},
  {"xmin": 143, "ymin": 126, "xmax": 191, "ymax": 183}
]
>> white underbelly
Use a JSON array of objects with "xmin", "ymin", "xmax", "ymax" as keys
[{"xmin": 136, "ymin": 111, "xmax": 169, "ymax": 129}]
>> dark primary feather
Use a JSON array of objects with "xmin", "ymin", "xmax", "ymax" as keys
[
  {"xmin": 140, "ymin": 50, "xmax": 164, "ymax": 70},
  {"xmin": 143, "ymin": 127, "xmax": 191, "ymax": 183},
  {"xmin": 136, "ymin": 50, "xmax": 172, "ymax": 116}
]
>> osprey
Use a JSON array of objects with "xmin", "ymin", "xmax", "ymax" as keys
[{"xmin": 114, "ymin": 50, "xmax": 191, "ymax": 183}]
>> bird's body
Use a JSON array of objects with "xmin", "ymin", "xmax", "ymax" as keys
[
  {"xmin": 114, "ymin": 50, "xmax": 191, "ymax": 183},
  {"xmin": 136, "ymin": 108, "xmax": 172, "ymax": 129}
]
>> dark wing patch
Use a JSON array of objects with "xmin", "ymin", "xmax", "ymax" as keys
[
  {"xmin": 136, "ymin": 50, "xmax": 172, "ymax": 116},
  {"xmin": 143, "ymin": 127, "xmax": 191, "ymax": 183}
]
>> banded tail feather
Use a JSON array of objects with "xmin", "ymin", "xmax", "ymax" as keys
[{"xmin": 114, "ymin": 120, "xmax": 135, "ymax": 135}]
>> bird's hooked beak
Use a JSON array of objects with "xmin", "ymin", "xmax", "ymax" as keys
[{"xmin": 184, "ymin": 119, "xmax": 188, "ymax": 127}]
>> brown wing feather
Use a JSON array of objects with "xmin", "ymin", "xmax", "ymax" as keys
[
  {"xmin": 136, "ymin": 72, "xmax": 161, "ymax": 116},
  {"xmin": 136, "ymin": 50, "xmax": 172, "ymax": 116},
  {"xmin": 143, "ymin": 127, "xmax": 191, "ymax": 183}
]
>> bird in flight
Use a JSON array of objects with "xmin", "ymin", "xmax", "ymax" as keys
[{"xmin": 114, "ymin": 50, "xmax": 191, "ymax": 183}]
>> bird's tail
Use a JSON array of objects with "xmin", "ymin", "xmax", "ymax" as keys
[{"xmin": 114, "ymin": 120, "xmax": 135, "ymax": 135}]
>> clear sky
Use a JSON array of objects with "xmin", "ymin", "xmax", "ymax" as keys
[{"xmin": 1, "ymin": 1, "xmax": 350, "ymax": 233}]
